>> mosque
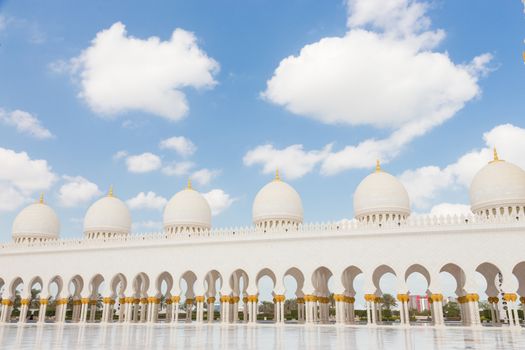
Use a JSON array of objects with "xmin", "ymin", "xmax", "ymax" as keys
[{"xmin": 1, "ymin": 150, "xmax": 525, "ymax": 329}]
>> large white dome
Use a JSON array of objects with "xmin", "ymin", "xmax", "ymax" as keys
[
  {"xmin": 163, "ymin": 182, "xmax": 211, "ymax": 234},
  {"xmin": 252, "ymin": 172, "xmax": 303, "ymax": 228},
  {"xmin": 84, "ymin": 190, "xmax": 131, "ymax": 238},
  {"xmin": 353, "ymin": 162, "xmax": 410, "ymax": 221},
  {"xmin": 470, "ymin": 151, "xmax": 525, "ymax": 216},
  {"xmin": 12, "ymin": 197, "xmax": 60, "ymax": 242}
]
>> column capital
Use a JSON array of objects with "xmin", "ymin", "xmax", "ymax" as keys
[
  {"xmin": 56, "ymin": 298, "xmax": 69, "ymax": 305},
  {"xmin": 304, "ymin": 294, "xmax": 317, "ymax": 302},
  {"xmin": 488, "ymin": 296, "xmax": 499, "ymax": 304},
  {"xmin": 171, "ymin": 296, "xmax": 181, "ymax": 303},
  {"xmin": 274, "ymin": 295, "xmax": 285, "ymax": 302},
  {"xmin": 465, "ymin": 293, "xmax": 479, "ymax": 302},
  {"xmin": 396, "ymin": 294, "xmax": 409, "ymax": 302},
  {"xmin": 185, "ymin": 298, "xmax": 194, "ymax": 305},
  {"xmin": 39, "ymin": 298, "xmax": 49, "ymax": 305},
  {"xmin": 296, "ymin": 297, "xmax": 305, "ymax": 304},
  {"xmin": 365, "ymin": 293, "xmax": 377, "ymax": 302},
  {"xmin": 207, "ymin": 297, "xmax": 216, "ymax": 304},
  {"xmin": 1, "ymin": 299, "xmax": 13, "ymax": 306},
  {"xmin": 333, "ymin": 294, "xmax": 345, "ymax": 302},
  {"xmin": 20, "ymin": 299, "xmax": 30, "ymax": 305},
  {"xmin": 344, "ymin": 296, "xmax": 355, "ymax": 304},
  {"xmin": 147, "ymin": 297, "xmax": 160, "ymax": 304},
  {"xmin": 247, "ymin": 295, "xmax": 259, "ymax": 302},
  {"xmin": 503, "ymin": 293, "xmax": 517, "ymax": 302},
  {"xmin": 430, "ymin": 294, "xmax": 443, "ymax": 302},
  {"xmin": 195, "ymin": 296, "xmax": 205, "ymax": 303}
]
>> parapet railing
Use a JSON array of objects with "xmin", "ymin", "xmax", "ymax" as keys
[{"xmin": 1, "ymin": 212, "xmax": 524, "ymax": 250}]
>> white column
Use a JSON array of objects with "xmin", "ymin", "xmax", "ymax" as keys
[
  {"xmin": 80, "ymin": 299, "xmax": 89, "ymax": 323},
  {"xmin": 174, "ymin": 299, "xmax": 180, "ymax": 323},
  {"xmin": 207, "ymin": 297, "xmax": 215, "ymax": 322},
  {"xmin": 38, "ymin": 299, "xmax": 48, "ymax": 323}
]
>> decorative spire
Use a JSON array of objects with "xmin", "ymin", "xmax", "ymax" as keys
[
  {"xmin": 108, "ymin": 185, "xmax": 114, "ymax": 197},
  {"xmin": 39, "ymin": 193, "xmax": 44, "ymax": 204},
  {"xmin": 275, "ymin": 168, "xmax": 281, "ymax": 181},
  {"xmin": 375, "ymin": 160, "xmax": 381, "ymax": 172},
  {"xmin": 187, "ymin": 178, "xmax": 192, "ymax": 189},
  {"xmin": 493, "ymin": 147, "xmax": 499, "ymax": 162}
]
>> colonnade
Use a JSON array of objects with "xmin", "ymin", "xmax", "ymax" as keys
[{"xmin": 1, "ymin": 261, "xmax": 525, "ymax": 329}]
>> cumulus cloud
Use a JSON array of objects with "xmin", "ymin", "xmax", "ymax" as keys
[
  {"xmin": 0, "ymin": 148, "xmax": 56, "ymax": 211},
  {"xmin": 58, "ymin": 176, "xmax": 102, "ymax": 207},
  {"xmin": 63, "ymin": 22, "xmax": 219, "ymax": 121},
  {"xmin": 400, "ymin": 124, "xmax": 525, "ymax": 210},
  {"xmin": 257, "ymin": 0, "xmax": 491, "ymax": 177},
  {"xmin": 428, "ymin": 203, "xmax": 472, "ymax": 216},
  {"xmin": 132, "ymin": 220, "xmax": 163, "ymax": 232},
  {"xmin": 0, "ymin": 109, "xmax": 53, "ymax": 139},
  {"xmin": 125, "ymin": 152, "xmax": 162, "ymax": 173},
  {"xmin": 191, "ymin": 168, "xmax": 220, "ymax": 186},
  {"xmin": 127, "ymin": 191, "xmax": 167, "ymax": 210},
  {"xmin": 0, "ymin": 15, "xmax": 8, "ymax": 32},
  {"xmin": 162, "ymin": 161, "xmax": 195, "ymax": 176},
  {"xmin": 113, "ymin": 150, "xmax": 128, "ymax": 160},
  {"xmin": 0, "ymin": 184, "xmax": 26, "ymax": 211},
  {"xmin": 203, "ymin": 189, "xmax": 236, "ymax": 215},
  {"xmin": 243, "ymin": 144, "xmax": 333, "ymax": 180},
  {"xmin": 159, "ymin": 136, "xmax": 196, "ymax": 157}
]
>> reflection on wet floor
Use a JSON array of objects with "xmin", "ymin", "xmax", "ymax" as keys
[{"xmin": 0, "ymin": 324, "xmax": 524, "ymax": 350}]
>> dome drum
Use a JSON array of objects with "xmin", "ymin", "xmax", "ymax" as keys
[
  {"xmin": 163, "ymin": 183, "xmax": 212, "ymax": 235},
  {"xmin": 83, "ymin": 191, "xmax": 132, "ymax": 239},
  {"xmin": 252, "ymin": 172, "xmax": 304, "ymax": 231},
  {"xmin": 353, "ymin": 163, "xmax": 411, "ymax": 224},
  {"xmin": 12, "ymin": 198, "xmax": 60, "ymax": 243},
  {"xmin": 469, "ymin": 151, "xmax": 525, "ymax": 220}
]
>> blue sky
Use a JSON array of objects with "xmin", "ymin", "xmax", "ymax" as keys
[{"xmin": 0, "ymin": 0, "xmax": 524, "ymax": 242}]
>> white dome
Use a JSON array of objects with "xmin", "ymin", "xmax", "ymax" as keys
[
  {"xmin": 470, "ymin": 154, "xmax": 525, "ymax": 215},
  {"xmin": 84, "ymin": 192, "xmax": 131, "ymax": 238},
  {"xmin": 252, "ymin": 173, "xmax": 303, "ymax": 227},
  {"xmin": 163, "ymin": 184, "xmax": 211, "ymax": 233},
  {"xmin": 353, "ymin": 164, "xmax": 410, "ymax": 221},
  {"xmin": 12, "ymin": 200, "xmax": 60, "ymax": 242}
]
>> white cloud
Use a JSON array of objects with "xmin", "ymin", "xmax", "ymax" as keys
[
  {"xmin": 191, "ymin": 168, "xmax": 220, "ymax": 186},
  {"xmin": 126, "ymin": 152, "xmax": 162, "ymax": 173},
  {"xmin": 113, "ymin": 150, "xmax": 128, "ymax": 160},
  {"xmin": 428, "ymin": 203, "xmax": 472, "ymax": 217},
  {"xmin": 159, "ymin": 136, "xmax": 196, "ymax": 157},
  {"xmin": 162, "ymin": 161, "xmax": 195, "ymax": 176},
  {"xmin": 0, "ymin": 184, "xmax": 26, "ymax": 211},
  {"xmin": 400, "ymin": 124, "xmax": 525, "ymax": 210},
  {"xmin": 58, "ymin": 176, "xmax": 102, "ymax": 207},
  {"xmin": 243, "ymin": 144, "xmax": 333, "ymax": 180},
  {"xmin": 203, "ymin": 189, "xmax": 236, "ymax": 216},
  {"xmin": 259, "ymin": 0, "xmax": 491, "ymax": 176},
  {"xmin": 0, "ymin": 109, "xmax": 53, "ymax": 139},
  {"xmin": 132, "ymin": 220, "xmax": 163, "ymax": 232},
  {"xmin": 0, "ymin": 15, "xmax": 8, "ymax": 32},
  {"xmin": 65, "ymin": 22, "xmax": 219, "ymax": 121},
  {"xmin": 0, "ymin": 148, "xmax": 56, "ymax": 211},
  {"xmin": 127, "ymin": 191, "xmax": 167, "ymax": 210}
]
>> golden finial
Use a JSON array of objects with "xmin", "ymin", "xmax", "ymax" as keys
[
  {"xmin": 275, "ymin": 168, "xmax": 281, "ymax": 181},
  {"xmin": 187, "ymin": 178, "xmax": 192, "ymax": 189},
  {"xmin": 39, "ymin": 193, "xmax": 44, "ymax": 204},
  {"xmin": 375, "ymin": 160, "xmax": 381, "ymax": 172},
  {"xmin": 108, "ymin": 185, "xmax": 114, "ymax": 197},
  {"xmin": 493, "ymin": 147, "xmax": 499, "ymax": 162}
]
